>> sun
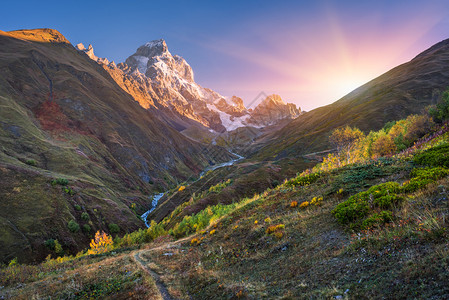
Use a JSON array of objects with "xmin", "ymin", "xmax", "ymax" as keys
[{"xmin": 333, "ymin": 76, "xmax": 367, "ymax": 99}]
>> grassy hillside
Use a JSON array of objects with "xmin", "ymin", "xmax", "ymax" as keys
[
  {"xmin": 0, "ymin": 29, "xmax": 232, "ymax": 263},
  {"xmin": 3, "ymin": 115, "xmax": 449, "ymax": 299},
  {"xmin": 251, "ymin": 38, "xmax": 449, "ymax": 161},
  {"xmin": 148, "ymin": 156, "xmax": 314, "ymax": 224},
  {"xmin": 3, "ymin": 29, "xmax": 449, "ymax": 299}
]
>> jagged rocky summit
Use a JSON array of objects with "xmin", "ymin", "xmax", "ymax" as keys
[{"xmin": 76, "ymin": 39, "xmax": 301, "ymax": 132}]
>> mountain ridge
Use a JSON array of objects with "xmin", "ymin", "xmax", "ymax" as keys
[
  {"xmin": 0, "ymin": 28, "xmax": 233, "ymax": 263},
  {"xmin": 76, "ymin": 39, "xmax": 301, "ymax": 133},
  {"xmin": 250, "ymin": 38, "xmax": 449, "ymax": 161}
]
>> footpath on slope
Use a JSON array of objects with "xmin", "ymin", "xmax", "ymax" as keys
[
  {"xmin": 131, "ymin": 235, "xmax": 192, "ymax": 300},
  {"xmin": 133, "ymin": 251, "xmax": 174, "ymax": 300}
]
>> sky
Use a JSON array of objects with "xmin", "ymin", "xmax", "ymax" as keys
[{"xmin": 2, "ymin": 0, "xmax": 449, "ymax": 111}]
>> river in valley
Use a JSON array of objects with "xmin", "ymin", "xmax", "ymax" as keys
[{"xmin": 141, "ymin": 151, "xmax": 243, "ymax": 228}]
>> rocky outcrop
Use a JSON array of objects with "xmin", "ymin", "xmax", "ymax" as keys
[
  {"xmin": 75, "ymin": 43, "xmax": 110, "ymax": 65},
  {"xmin": 247, "ymin": 95, "xmax": 301, "ymax": 126}
]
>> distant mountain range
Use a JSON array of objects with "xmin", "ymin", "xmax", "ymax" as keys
[
  {"xmin": 1, "ymin": 27, "xmax": 449, "ymax": 264},
  {"xmin": 76, "ymin": 39, "xmax": 301, "ymax": 133}
]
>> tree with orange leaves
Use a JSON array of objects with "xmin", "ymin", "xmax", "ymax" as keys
[{"xmin": 87, "ymin": 230, "xmax": 113, "ymax": 255}]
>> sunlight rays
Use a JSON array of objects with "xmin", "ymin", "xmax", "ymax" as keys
[{"xmin": 191, "ymin": 2, "xmax": 449, "ymax": 111}]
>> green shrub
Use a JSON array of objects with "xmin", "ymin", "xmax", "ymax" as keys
[
  {"xmin": 413, "ymin": 144, "xmax": 449, "ymax": 168},
  {"xmin": 342, "ymin": 162, "xmax": 387, "ymax": 183},
  {"xmin": 429, "ymin": 90, "xmax": 449, "ymax": 123},
  {"xmin": 68, "ymin": 220, "xmax": 80, "ymax": 233},
  {"xmin": 54, "ymin": 240, "xmax": 63, "ymax": 255},
  {"xmin": 147, "ymin": 220, "xmax": 166, "ymax": 240},
  {"xmin": 44, "ymin": 239, "xmax": 56, "ymax": 250},
  {"xmin": 63, "ymin": 186, "xmax": 75, "ymax": 196},
  {"xmin": 169, "ymin": 202, "xmax": 241, "ymax": 238},
  {"xmin": 374, "ymin": 194, "xmax": 404, "ymax": 209},
  {"xmin": 82, "ymin": 224, "xmax": 91, "ymax": 233},
  {"xmin": 74, "ymin": 204, "xmax": 81, "ymax": 211},
  {"xmin": 366, "ymin": 182, "xmax": 402, "ymax": 209},
  {"xmin": 81, "ymin": 212, "xmax": 89, "ymax": 220},
  {"xmin": 52, "ymin": 178, "xmax": 68, "ymax": 186},
  {"xmin": 332, "ymin": 195, "xmax": 370, "ymax": 224},
  {"xmin": 114, "ymin": 220, "xmax": 167, "ymax": 248},
  {"xmin": 25, "ymin": 159, "xmax": 36, "ymax": 166},
  {"xmin": 108, "ymin": 223, "xmax": 120, "ymax": 234},
  {"xmin": 402, "ymin": 167, "xmax": 449, "ymax": 193},
  {"xmin": 332, "ymin": 182, "xmax": 401, "ymax": 225},
  {"xmin": 8, "ymin": 258, "xmax": 18, "ymax": 267},
  {"xmin": 285, "ymin": 172, "xmax": 322, "ymax": 187},
  {"xmin": 361, "ymin": 211, "xmax": 393, "ymax": 229}
]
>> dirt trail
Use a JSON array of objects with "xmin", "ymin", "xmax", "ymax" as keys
[
  {"xmin": 133, "ymin": 251, "xmax": 174, "ymax": 300},
  {"xmin": 132, "ymin": 236, "xmax": 191, "ymax": 300}
]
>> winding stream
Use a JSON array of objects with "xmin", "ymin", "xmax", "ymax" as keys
[
  {"xmin": 141, "ymin": 151, "xmax": 244, "ymax": 228},
  {"xmin": 141, "ymin": 192, "xmax": 165, "ymax": 228},
  {"xmin": 199, "ymin": 151, "xmax": 244, "ymax": 178}
]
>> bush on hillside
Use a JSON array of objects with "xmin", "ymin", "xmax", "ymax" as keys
[
  {"xmin": 44, "ymin": 239, "xmax": 56, "ymax": 250},
  {"xmin": 63, "ymin": 186, "xmax": 75, "ymax": 196},
  {"xmin": 25, "ymin": 159, "xmax": 37, "ymax": 166},
  {"xmin": 413, "ymin": 143, "xmax": 449, "ymax": 168},
  {"xmin": 82, "ymin": 224, "xmax": 91, "ymax": 233},
  {"xmin": 429, "ymin": 90, "xmax": 449, "ymax": 123},
  {"xmin": 361, "ymin": 211, "xmax": 393, "ymax": 229},
  {"xmin": 332, "ymin": 182, "xmax": 402, "ymax": 225},
  {"xmin": 68, "ymin": 220, "xmax": 80, "ymax": 233},
  {"xmin": 329, "ymin": 126, "xmax": 365, "ymax": 164},
  {"xmin": 371, "ymin": 133, "xmax": 397, "ymax": 157},
  {"xmin": 108, "ymin": 223, "xmax": 120, "ymax": 234},
  {"xmin": 285, "ymin": 172, "xmax": 322, "ymax": 187},
  {"xmin": 114, "ymin": 220, "xmax": 167, "ymax": 248},
  {"xmin": 402, "ymin": 167, "xmax": 449, "ymax": 193},
  {"xmin": 87, "ymin": 231, "xmax": 113, "ymax": 255},
  {"xmin": 51, "ymin": 178, "xmax": 68, "ymax": 186},
  {"xmin": 81, "ymin": 212, "xmax": 89, "ymax": 221},
  {"xmin": 209, "ymin": 179, "xmax": 232, "ymax": 193}
]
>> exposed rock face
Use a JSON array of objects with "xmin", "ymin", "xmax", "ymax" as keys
[
  {"xmin": 76, "ymin": 43, "xmax": 109, "ymax": 65},
  {"xmin": 79, "ymin": 39, "xmax": 302, "ymax": 132},
  {"xmin": 247, "ymin": 95, "xmax": 301, "ymax": 126}
]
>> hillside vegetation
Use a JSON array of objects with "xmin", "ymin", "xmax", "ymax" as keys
[
  {"xmin": 0, "ymin": 29, "xmax": 232, "ymax": 264},
  {"xmin": 3, "ymin": 96, "xmax": 449, "ymax": 299}
]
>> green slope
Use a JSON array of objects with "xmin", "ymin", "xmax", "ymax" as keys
[
  {"xmin": 251, "ymin": 38, "xmax": 449, "ymax": 161},
  {"xmin": 4, "ymin": 119, "xmax": 449, "ymax": 299}
]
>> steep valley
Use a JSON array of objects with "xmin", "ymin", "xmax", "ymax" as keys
[
  {"xmin": 0, "ymin": 29, "xmax": 234, "ymax": 263},
  {"xmin": 2, "ymin": 27, "xmax": 449, "ymax": 300}
]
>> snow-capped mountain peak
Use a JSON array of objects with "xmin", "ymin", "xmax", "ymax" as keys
[
  {"xmin": 144, "ymin": 39, "xmax": 167, "ymax": 50},
  {"xmin": 77, "ymin": 39, "xmax": 301, "ymax": 132}
]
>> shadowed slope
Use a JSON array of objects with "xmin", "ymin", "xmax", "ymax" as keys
[{"xmin": 0, "ymin": 29, "xmax": 231, "ymax": 263}]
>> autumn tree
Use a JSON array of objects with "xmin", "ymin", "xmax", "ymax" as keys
[
  {"xmin": 87, "ymin": 230, "xmax": 113, "ymax": 255},
  {"xmin": 329, "ymin": 126, "xmax": 365, "ymax": 164},
  {"xmin": 403, "ymin": 114, "xmax": 432, "ymax": 143},
  {"xmin": 371, "ymin": 133, "xmax": 397, "ymax": 157}
]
